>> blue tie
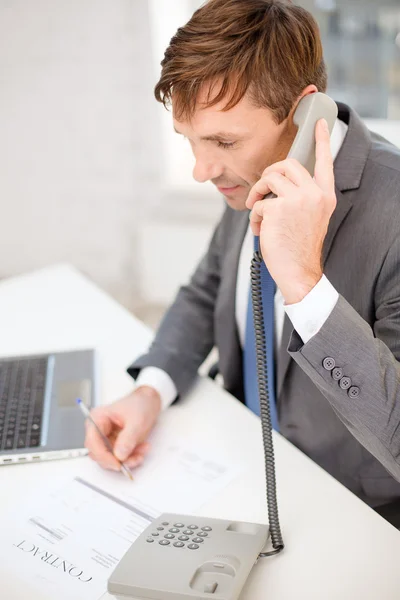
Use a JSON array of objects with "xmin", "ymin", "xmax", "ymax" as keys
[{"xmin": 243, "ymin": 236, "xmax": 279, "ymax": 430}]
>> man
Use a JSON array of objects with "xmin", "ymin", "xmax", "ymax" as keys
[{"xmin": 85, "ymin": 0, "xmax": 400, "ymax": 525}]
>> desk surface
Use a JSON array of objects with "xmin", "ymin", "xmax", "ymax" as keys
[{"xmin": 0, "ymin": 264, "xmax": 400, "ymax": 600}]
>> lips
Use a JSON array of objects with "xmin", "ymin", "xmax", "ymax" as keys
[{"xmin": 217, "ymin": 185, "xmax": 240, "ymax": 193}]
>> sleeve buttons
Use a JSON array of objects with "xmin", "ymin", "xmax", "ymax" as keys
[
  {"xmin": 339, "ymin": 376, "xmax": 352, "ymax": 390},
  {"xmin": 323, "ymin": 357, "xmax": 335, "ymax": 371},
  {"xmin": 332, "ymin": 367, "xmax": 343, "ymax": 381},
  {"xmin": 348, "ymin": 386, "xmax": 360, "ymax": 398}
]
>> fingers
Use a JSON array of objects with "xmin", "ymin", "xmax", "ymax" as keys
[
  {"xmin": 84, "ymin": 389, "xmax": 160, "ymax": 473},
  {"xmin": 249, "ymin": 199, "xmax": 272, "ymax": 237},
  {"xmin": 113, "ymin": 421, "xmax": 144, "ymax": 462},
  {"xmin": 262, "ymin": 157, "xmax": 308, "ymax": 187},
  {"xmin": 124, "ymin": 442, "xmax": 151, "ymax": 469},
  {"xmin": 246, "ymin": 159, "xmax": 310, "ymax": 211},
  {"xmin": 314, "ymin": 119, "xmax": 334, "ymax": 194},
  {"xmin": 84, "ymin": 412, "xmax": 122, "ymax": 471},
  {"xmin": 246, "ymin": 172, "xmax": 297, "ymax": 213}
]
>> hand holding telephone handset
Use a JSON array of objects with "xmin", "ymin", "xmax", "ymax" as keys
[{"xmin": 107, "ymin": 93, "xmax": 338, "ymax": 600}]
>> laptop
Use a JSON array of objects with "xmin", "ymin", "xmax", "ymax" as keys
[{"xmin": 0, "ymin": 349, "xmax": 98, "ymax": 465}]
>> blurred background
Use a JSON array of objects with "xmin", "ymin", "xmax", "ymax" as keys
[{"xmin": 0, "ymin": 0, "xmax": 399, "ymax": 329}]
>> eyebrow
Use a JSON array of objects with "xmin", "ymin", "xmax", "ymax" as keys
[{"xmin": 173, "ymin": 127, "xmax": 243, "ymax": 142}]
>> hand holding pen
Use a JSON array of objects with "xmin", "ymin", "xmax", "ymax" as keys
[
  {"xmin": 77, "ymin": 399, "xmax": 133, "ymax": 480},
  {"xmin": 79, "ymin": 387, "xmax": 161, "ymax": 477}
]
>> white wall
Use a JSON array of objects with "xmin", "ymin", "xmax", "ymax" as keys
[{"xmin": 0, "ymin": 0, "xmax": 163, "ymax": 308}]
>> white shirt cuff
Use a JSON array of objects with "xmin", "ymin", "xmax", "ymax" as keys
[
  {"xmin": 135, "ymin": 367, "xmax": 177, "ymax": 410},
  {"xmin": 284, "ymin": 275, "xmax": 339, "ymax": 344}
]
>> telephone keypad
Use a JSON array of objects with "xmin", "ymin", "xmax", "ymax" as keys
[
  {"xmin": 188, "ymin": 543, "xmax": 199, "ymax": 550},
  {"xmin": 150, "ymin": 520, "xmax": 211, "ymax": 551}
]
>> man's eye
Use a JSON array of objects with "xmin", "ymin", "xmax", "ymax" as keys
[{"xmin": 217, "ymin": 141, "xmax": 236, "ymax": 149}]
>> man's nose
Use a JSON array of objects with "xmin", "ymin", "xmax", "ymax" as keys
[{"xmin": 192, "ymin": 155, "xmax": 223, "ymax": 183}]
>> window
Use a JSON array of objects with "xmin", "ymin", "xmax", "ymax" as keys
[{"xmin": 299, "ymin": 0, "xmax": 400, "ymax": 118}]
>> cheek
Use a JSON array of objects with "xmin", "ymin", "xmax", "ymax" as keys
[
  {"xmin": 236, "ymin": 147, "xmax": 273, "ymax": 186},
  {"xmin": 227, "ymin": 157, "xmax": 255, "ymax": 187}
]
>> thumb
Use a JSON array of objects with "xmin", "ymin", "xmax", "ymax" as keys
[
  {"xmin": 114, "ymin": 423, "xmax": 140, "ymax": 461},
  {"xmin": 314, "ymin": 118, "xmax": 334, "ymax": 194}
]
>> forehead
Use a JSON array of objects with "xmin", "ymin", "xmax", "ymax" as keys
[{"xmin": 172, "ymin": 86, "xmax": 272, "ymax": 136}]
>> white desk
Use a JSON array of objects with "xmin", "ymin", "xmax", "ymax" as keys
[{"xmin": 0, "ymin": 264, "xmax": 400, "ymax": 600}]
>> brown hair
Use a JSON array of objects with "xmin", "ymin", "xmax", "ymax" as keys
[{"xmin": 154, "ymin": 0, "xmax": 327, "ymax": 124}]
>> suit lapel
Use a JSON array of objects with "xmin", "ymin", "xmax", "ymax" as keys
[
  {"xmin": 217, "ymin": 209, "xmax": 249, "ymax": 400},
  {"xmin": 322, "ymin": 186, "xmax": 353, "ymax": 264},
  {"xmin": 277, "ymin": 314, "xmax": 293, "ymax": 398}
]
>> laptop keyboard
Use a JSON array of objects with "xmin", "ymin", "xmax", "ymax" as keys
[{"xmin": 0, "ymin": 357, "xmax": 48, "ymax": 451}]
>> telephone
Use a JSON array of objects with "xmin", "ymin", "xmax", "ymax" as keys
[{"xmin": 107, "ymin": 93, "xmax": 338, "ymax": 600}]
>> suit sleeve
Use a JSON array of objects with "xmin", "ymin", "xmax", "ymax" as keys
[
  {"xmin": 287, "ymin": 237, "xmax": 400, "ymax": 481},
  {"xmin": 127, "ymin": 207, "xmax": 228, "ymax": 398}
]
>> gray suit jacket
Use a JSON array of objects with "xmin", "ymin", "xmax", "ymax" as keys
[{"xmin": 130, "ymin": 103, "xmax": 400, "ymax": 508}]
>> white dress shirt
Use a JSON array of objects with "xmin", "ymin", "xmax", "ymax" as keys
[{"xmin": 136, "ymin": 118, "xmax": 349, "ymax": 409}]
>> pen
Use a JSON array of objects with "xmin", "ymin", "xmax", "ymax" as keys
[{"xmin": 76, "ymin": 398, "xmax": 133, "ymax": 481}]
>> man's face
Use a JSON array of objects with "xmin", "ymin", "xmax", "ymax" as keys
[{"xmin": 173, "ymin": 87, "xmax": 297, "ymax": 210}]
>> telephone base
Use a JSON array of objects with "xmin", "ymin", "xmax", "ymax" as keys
[{"xmin": 108, "ymin": 512, "xmax": 269, "ymax": 600}]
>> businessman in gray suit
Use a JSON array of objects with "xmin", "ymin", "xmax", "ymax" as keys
[{"xmin": 85, "ymin": 0, "xmax": 400, "ymax": 525}]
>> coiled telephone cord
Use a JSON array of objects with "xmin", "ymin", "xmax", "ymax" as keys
[{"xmin": 250, "ymin": 249, "xmax": 285, "ymax": 557}]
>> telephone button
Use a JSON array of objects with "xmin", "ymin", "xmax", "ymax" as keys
[
  {"xmin": 183, "ymin": 530, "xmax": 194, "ymax": 535},
  {"xmin": 197, "ymin": 531, "xmax": 208, "ymax": 537},
  {"xmin": 169, "ymin": 528, "xmax": 180, "ymax": 533},
  {"xmin": 146, "ymin": 538, "xmax": 154, "ymax": 543},
  {"xmin": 192, "ymin": 537, "xmax": 204, "ymax": 543},
  {"xmin": 164, "ymin": 533, "xmax": 175, "ymax": 539},
  {"xmin": 201, "ymin": 526, "xmax": 212, "ymax": 532},
  {"xmin": 173, "ymin": 541, "xmax": 185, "ymax": 548},
  {"xmin": 174, "ymin": 522, "xmax": 185, "ymax": 528},
  {"xmin": 178, "ymin": 535, "xmax": 190, "ymax": 542},
  {"xmin": 188, "ymin": 543, "xmax": 199, "ymax": 550},
  {"xmin": 188, "ymin": 525, "xmax": 198, "ymax": 530},
  {"xmin": 151, "ymin": 532, "xmax": 159, "ymax": 537},
  {"xmin": 156, "ymin": 527, "xmax": 164, "ymax": 531},
  {"xmin": 161, "ymin": 521, "xmax": 169, "ymax": 526},
  {"xmin": 159, "ymin": 540, "xmax": 170, "ymax": 546}
]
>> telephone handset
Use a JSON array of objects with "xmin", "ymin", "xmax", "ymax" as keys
[{"xmin": 107, "ymin": 93, "xmax": 338, "ymax": 600}]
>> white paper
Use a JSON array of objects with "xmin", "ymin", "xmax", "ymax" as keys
[{"xmin": 0, "ymin": 442, "xmax": 242, "ymax": 600}]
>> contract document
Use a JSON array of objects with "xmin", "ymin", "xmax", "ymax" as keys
[{"xmin": 0, "ymin": 442, "xmax": 242, "ymax": 600}]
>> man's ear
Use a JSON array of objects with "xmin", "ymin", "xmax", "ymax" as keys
[{"xmin": 288, "ymin": 84, "xmax": 319, "ymax": 124}]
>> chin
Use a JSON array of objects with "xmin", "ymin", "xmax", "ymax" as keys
[
  {"xmin": 223, "ymin": 194, "xmax": 247, "ymax": 211},
  {"xmin": 224, "ymin": 195, "xmax": 248, "ymax": 211}
]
